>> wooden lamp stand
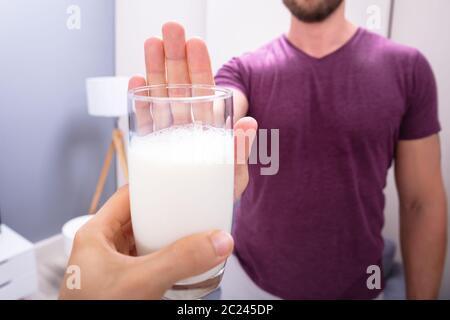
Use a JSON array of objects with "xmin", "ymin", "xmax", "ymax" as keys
[{"xmin": 89, "ymin": 128, "xmax": 128, "ymax": 214}]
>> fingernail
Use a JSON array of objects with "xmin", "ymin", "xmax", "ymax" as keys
[{"xmin": 210, "ymin": 231, "xmax": 233, "ymax": 257}]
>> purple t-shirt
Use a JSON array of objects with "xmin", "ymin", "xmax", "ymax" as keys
[{"xmin": 215, "ymin": 28, "xmax": 440, "ymax": 299}]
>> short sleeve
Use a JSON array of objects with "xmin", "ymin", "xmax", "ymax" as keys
[
  {"xmin": 399, "ymin": 51, "xmax": 441, "ymax": 140},
  {"xmin": 215, "ymin": 57, "xmax": 250, "ymax": 99}
]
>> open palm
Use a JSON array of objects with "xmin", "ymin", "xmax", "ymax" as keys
[{"xmin": 128, "ymin": 22, "xmax": 257, "ymax": 201}]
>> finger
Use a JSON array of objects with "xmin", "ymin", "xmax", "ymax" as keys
[
  {"xmin": 142, "ymin": 230, "xmax": 233, "ymax": 287},
  {"xmin": 233, "ymin": 117, "xmax": 257, "ymax": 200},
  {"xmin": 95, "ymin": 185, "xmax": 131, "ymax": 229},
  {"xmin": 186, "ymin": 38, "xmax": 214, "ymax": 85},
  {"xmin": 162, "ymin": 22, "xmax": 192, "ymax": 125},
  {"xmin": 234, "ymin": 117, "xmax": 258, "ymax": 165},
  {"xmin": 129, "ymin": 76, "xmax": 153, "ymax": 135},
  {"xmin": 144, "ymin": 37, "xmax": 171, "ymax": 130},
  {"xmin": 144, "ymin": 37, "xmax": 166, "ymax": 85},
  {"xmin": 162, "ymin": 22, "xmax": 190, "ymax": 84},
  {"xmin": 186, "ymin": 37, "xmax": 214, "ymax": 125}
]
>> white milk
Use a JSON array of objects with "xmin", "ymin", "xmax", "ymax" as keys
[{"xmin": 128, "ymin": 124, "xmax": 234, "ymax": 284}]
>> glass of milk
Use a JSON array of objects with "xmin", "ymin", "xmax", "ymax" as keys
[{"xmin": 127, "ymin": 84, "xmax": 234, "ymax": 299}]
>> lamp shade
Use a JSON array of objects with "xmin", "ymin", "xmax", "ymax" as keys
[{"xmin": 86, "ymin": 76, "xmax": 130, "ymax": 117}]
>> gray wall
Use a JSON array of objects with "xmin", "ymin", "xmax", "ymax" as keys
[{"xmin": 0, "ymin": 0, "xmax": 116, "ymax": 242}]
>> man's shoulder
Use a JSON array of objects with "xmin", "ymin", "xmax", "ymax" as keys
[
  {"xmin": 235, "ymin": 36, "xmax": 285, "ymax": 69},
  {"xmin": 361, "ymin": 28, "xmax": 423, "ymax": 66}
]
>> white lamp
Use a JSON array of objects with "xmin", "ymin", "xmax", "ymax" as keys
[
  {"xmin": 86, "ymin": 76, "xmax": 130, "ymax": 214},
  {"xmin": 86, "ymin": 76, "xmax": 130, "ymax": 117},
  {"xmin": 62, "ymin": 77, "xmax": 130, "ymax": 257}
]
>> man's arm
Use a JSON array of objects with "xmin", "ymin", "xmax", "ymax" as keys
[{"xmin": 394, "ymin": 134, "xmax": 447, "ymax": 299}]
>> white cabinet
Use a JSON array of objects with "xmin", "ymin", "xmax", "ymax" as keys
[{"xmin": 0, "ymin": 225, "xmax": 37, "ymax": 299}]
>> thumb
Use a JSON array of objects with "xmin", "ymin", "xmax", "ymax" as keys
[
  {"xmin": 142, "ymin": 230, "xmax": 234, "ymax": 289},
  {"xmin": 234, "ymin": 117, "xmax": 258, "ymax": 200},
  {"xmin": 234, "ymin": 117, "xmax": 258, "ymax": 165}
]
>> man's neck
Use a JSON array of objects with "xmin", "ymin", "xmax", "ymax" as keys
[{"xmin": 286, "ymin": 3, "xmax": 358, "ymax": 59}]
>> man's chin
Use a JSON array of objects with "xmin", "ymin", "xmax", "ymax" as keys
[{"xmin": 282, "ymin": 0, "xmax": 344, "ymax": 23}]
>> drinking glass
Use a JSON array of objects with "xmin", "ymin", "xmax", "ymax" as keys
[{"xmin": 127, "ymin": 84, "xmax": 234, "ymax": 299}]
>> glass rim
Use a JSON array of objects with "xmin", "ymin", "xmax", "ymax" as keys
[{"xmin": 128, "ymin": 84, "xmax": 233, "ymax": 103}]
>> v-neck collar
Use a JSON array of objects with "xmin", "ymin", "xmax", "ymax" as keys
[{"xmin": 281, "ymin": 27, "xmax": 364, "ymax": 63}]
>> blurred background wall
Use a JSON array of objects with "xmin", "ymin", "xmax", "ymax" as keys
[{"xmin": 0, "ymin": 0, "xmax": 116, "ymax": 241}]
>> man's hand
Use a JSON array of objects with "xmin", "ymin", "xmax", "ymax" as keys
[
  {"xmin": 128, "ymin": 21, "xmax": 257, "ymax": 201},
  {"xmin": 395, "ymin": 134, "xmax": 447, "ymax": 299},
  {"xmin": 59, "ymin": 186, "xmax": 234, "ymax": 300}
]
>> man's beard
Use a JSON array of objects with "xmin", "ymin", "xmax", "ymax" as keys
[{"xmin": 283, "ymin": 0, "xmax": 344, "ymax": 23}]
